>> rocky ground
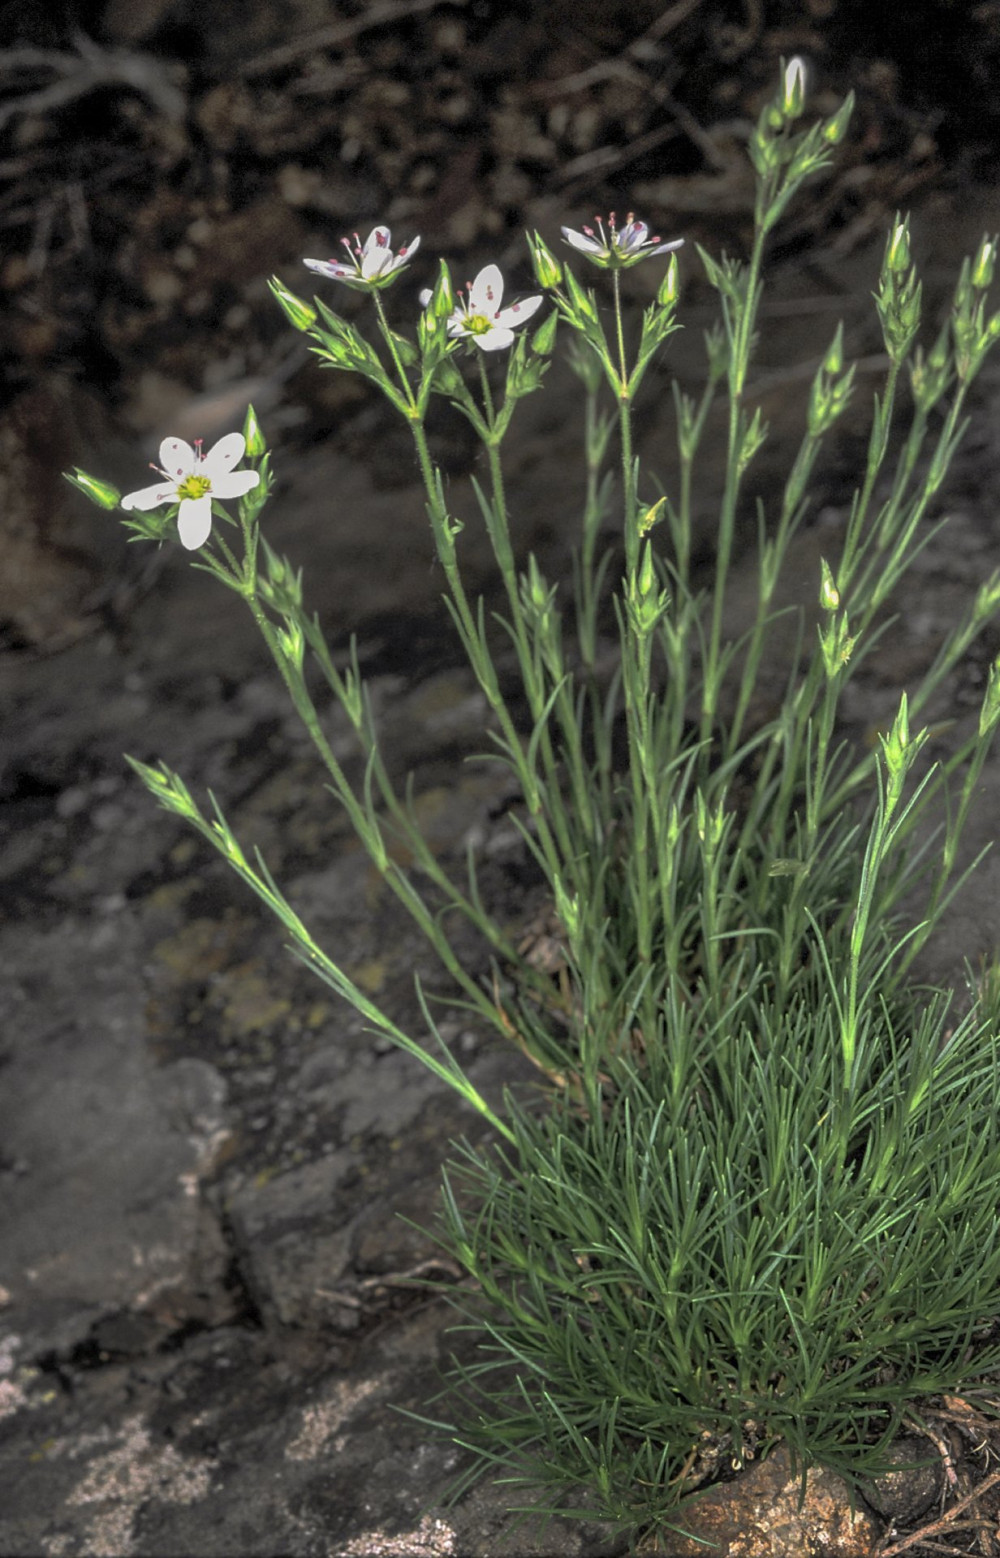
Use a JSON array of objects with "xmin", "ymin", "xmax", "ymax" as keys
[{"xmin": 7, "ymin": 3, "xmax": 1000, "ymax": 1555}]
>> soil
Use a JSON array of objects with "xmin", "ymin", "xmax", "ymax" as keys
[{"xmin": 6, "ymin": 3, "xmax": 1000, "ymax": 1555}]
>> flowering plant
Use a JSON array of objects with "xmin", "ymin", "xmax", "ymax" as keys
[
  {"xmin": 120, "ymin": 433, "xmax": 260, "ymax": 549},
  {"xmin": 71, "ymin": 60, "xmax": 1000, "ymax": 1549},
  {"xmin": 560, "ymin": 210, "xmax": 684, "ymax": 269},
  {"xmin": 426, "ymin": 262, "xmax": 543, "ymax": 351},
  {"xmin": 303, "ymin": 223, "xmax": 419, "ymax": 290}
]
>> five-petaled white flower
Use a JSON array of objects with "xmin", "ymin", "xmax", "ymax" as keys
[
  {"xmin": 561, "ymin": 212, "xmax": 683, "ymax": 271},
  {"xmin": 303, "ymin": 226, "xmax": 420, "ymax": 291},
  {"xmin": 436, "ymin": 264, "xmax": 543, "ymax": 352},
  {"xmin": 121, "ymin": 433, "xmax": 261, "ymax": 550}
]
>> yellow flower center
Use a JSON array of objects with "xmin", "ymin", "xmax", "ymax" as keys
[
  {"xmin": 464, "ymin": 313, "xmax": 493, "ymax": 336},
  {"xmin": 177, "ymin": 474, "xmax": 212, "ymax": 500}
]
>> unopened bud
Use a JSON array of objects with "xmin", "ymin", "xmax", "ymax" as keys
[
  {"xmin": 980, "ymin": 656, "xmax": 1000, "ymax": 737},
  {"xmin": 528, "ymin": 232, "xmax": 563, "ymax": 290},
  {"xmin": 821, "ymin": 91, "xmax": 855, "ymax": 145},
  {"xmin": 63, "ymin": 468, "xmax": 122, "ymax": 509},
  {"xmin": 657, "ymin": 252, "xmax": 680, "ymax": 307},
  {"xmin": 783, "ymin": 56, "xmax": 807, "ymax": 118},
  {"xmin": 430, "ymin": 260, "xmax": 455, "ymax": 319},
  {"xmin": 241, "ymin": 403, "xmax": 267, "ymax": 457},
  {"xmin": 823, "ymin": 322, "xmax": 844, "ymax": 376},
  {"xmin": 975, "ymin": 569, "xmax": 1000, "ymax": 621},
  {"xmin": 887, "ymin": 219, "xmax": 911, "ymax": 275},
  {"xmin": 882, "ymin": 692, "xmax": 912, "ymax": 776},
  {"xmin": 819, "ymin": 557, "xmax": 840, "ymax": 611},
  {"xmin": 269, "ymin": 276, "xmax": 317, "ymax": 331},
  {"xmin": 637, "ymin": 541, "xmax": 656, "ymax": 598},
  {"xmin": 531, "ymin": 310, "xmax": 558, "ymax": 357},
  {"xmin": 973, "ymin": 236, "xmax": 998, "ymax": 292}
]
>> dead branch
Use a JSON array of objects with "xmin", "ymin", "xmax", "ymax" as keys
[{"xmin": 0, "ymin": 32, "xmax": 185, "ymax": 133}]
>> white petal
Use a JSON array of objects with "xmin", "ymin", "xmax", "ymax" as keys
[
  {"xmin": 469, "ymin": 264, "xmax": 504, "ymax": 314},
  {"xmin": 362, "ymin": 226, "xmax": 392, "ymax": 255},
  {"xmin": 303, "ymin": 258, "xmax": 353, "ymax": 278},
  {"xmin": 121, "ymin": 480, "xmax": 177, "ymax": 512},
  {"xmin": 202, "ymin": 432, "xmax": 246, "ymax": 477},
  {"xmin": 561, "ymin": 228, "xmax": 603, "ymax": 255},
  {"xmin": 212, "ymin": 470, "xmax": 261, "ymax": 500},
  {"xmin": 361, "ymin": 227, "xmax": 393, "ymax": 277},
  {"xmin": 494, "ymin": 295, "xmax": 543, "ymax": 330},
  {"xmin": 397, "ymin": 234, "xmax": 420, "ymax": 263},
  {"xmin": 477, "ymin": 327, "xmax": 515, "ymax": 352},
  {"xmin": 619, "ymin": 220, "xmax": 649, "ymax": 252},
  {"xmin": 418, "ymin": 287, "xmax": 433, "ymax": 307},
  {"xmin": 159, "ymin": 438, "xmax": 196, "ymax": 479},
  {"xmin": 649, "ymin": 238, "xmax": 685, "ymax": 256},
  {"xmin": 177, "ymin": 496, "xmax": 212, "ymax": 549}
]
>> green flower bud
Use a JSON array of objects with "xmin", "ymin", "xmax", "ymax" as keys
[
  {"xmin": 527, "ymin": 231, "xmax": 563, "ymax": 289},
  {"xmin": 980, "ymin": 656, "xmax": 1000, "ymax": 738},
  {"xmin": 553, "ymin": 877, "xmax": 580, "ymax": 942},
  {"xmin": 530, "ymin": 310, "xmax": 559, "ymax": 357},
  {"xmin": 63, "ymin": 468, "xmax": 122, "ymax": 510},
  {"xmin": 527, "ymin": 554, "xmax": 550, "ymax": 613},
  {"xmin": 430, "ymin": 260, "xmax": 455, "ymax": 319},
  {"xmin": 887, "ymin": 218, "xmax": 911, "ymax": 274},
  {"xmin": 783, "ymin": 56, "xmax": 807, "ymax": 118},
  {"xmin": 819, "ymin": 612, "xmax": 856, "ymax": 679},
  {"xmin": 973, "ymin": 236, "xmax": 997, "ymax": 291},
  {"xmin": 637, "ymin": 540, "xmax": 656, "ymax": 599},
  {"xmin": 268, "ymin": 276, "xmax": 317, "ymax": 331},
  {"xmin": 656, "ymin": 252, "xmax": 680, "ymax": 307},
  {"xmin": 882, "ymin": 692, "xmax": 911, "ymax": 776},
  {"xmin": 821, "ymin": 91, "xmax": 854, "ymax": 145},
  {"xmin": 819, "ymin": 557, "xmax": 840, "ymax": 611},
  {"xmin": 737, "ymin": 406, "xmax": 768, "ymax": 474},
  {"xmin": 823, "ymin": 322, "xmax": 844, "ymax": 376},
  {"xmin": 241, "ymin": 403, "xmax": 267, "ymax": 457},
  {"xmin": 975, "ymin": 569, "xmax": 1000, "ymax": 622}
]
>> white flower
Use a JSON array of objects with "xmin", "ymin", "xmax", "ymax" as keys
[
  {"xmin": 560, "ymin": 212, "xmax": 683, "ymax": 271},
  {"xmin": 303, "ymin": 226, "xmax": 420, "ymax": 291},
  {"xmin": 121, "ymin": 433, "xmax": 261, "ymax": 550},
  {"xmin": 443, "ymin": 264, "xmax": 543, "ymax": 352},
  {"xmin": 783, "ymin": 56, "xmax": 807, "ymax": 116}
]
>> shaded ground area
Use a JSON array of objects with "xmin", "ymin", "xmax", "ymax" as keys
[{"xmin": 7, "ymin": 3, "xmax": 1000, "ymax": 1555}]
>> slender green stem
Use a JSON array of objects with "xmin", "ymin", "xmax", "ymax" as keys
[
  {"xmin": 372, "ymin": 290, "xmax": 418, "ymax": 411},
  {"xmin": 609, "ymin": 271, "xmax": 640, "ymax": 575},
  {"xmin": 700, "ymin": 227, "xmax": 768, "ymax": 749}
]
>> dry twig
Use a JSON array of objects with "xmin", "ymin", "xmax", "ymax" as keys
[
  {"xmin": 238, "ymin": 0, "xmax": 467, "ymax": 80},
  {"xmin": 0, "ymin": 32, "xmax": 185, "ymax": 132},
  {"xmin": 876, "ymin": 1465, "xmax": 1000, "ymax": 1558}
]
